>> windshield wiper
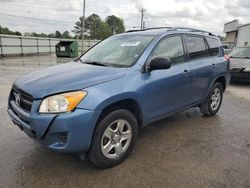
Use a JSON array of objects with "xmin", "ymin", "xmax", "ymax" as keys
[
  {"xmin": 78, "ymin": 59, "xmax": 128, "ymax": 68},
  {"xmin": 85, "ymin": 61, "xmax": 106, "ymax": 66},
  {"xmin": 79, "ymin": 60, "xmax": 107, "ymax": 67}
]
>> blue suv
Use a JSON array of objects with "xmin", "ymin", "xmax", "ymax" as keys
[{"xmin": 8, "ymin": 27, "xmax": 230, "ymax": 168}]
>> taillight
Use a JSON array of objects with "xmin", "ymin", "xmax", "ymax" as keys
[
  {"xmin": 224, "ymin": 55, "xmax": 230, "ymax": 62},
  {"xmin": 224, "ymin": 55, "xmax": 230, "ymax": 70}
]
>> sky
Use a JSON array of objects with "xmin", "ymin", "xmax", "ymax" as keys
[{"xmin": 0, "ymin": 0, "xmax": 250, "ymax": 36}]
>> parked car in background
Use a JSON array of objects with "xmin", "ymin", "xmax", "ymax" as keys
[
  {"xmin": 221, "ymin": 45, "xmax": 229, "ymax": 49},
  {"xmin": 221, "ymin": 45, "xmax": 232, "ymax": 55},
  {"xmin": 224, "ymin": 49, "xmax": 232, "ymax": 55},
  {"xmin": 229, "ymin": 47, "xmax": 250, "ymax": 82},
  {"xmin": 7, "ymin": 27, "xmax": 230, "ymax": 168}
]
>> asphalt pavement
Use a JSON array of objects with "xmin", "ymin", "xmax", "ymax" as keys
[{"xmin": 0, "ymin": 55, "xmax": 250, "ymax": 188}]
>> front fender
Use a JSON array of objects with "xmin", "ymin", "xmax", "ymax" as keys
[
  {"xmin": 77, "ymin": 74, "xmax": 147, "ymax": 124},
  {"xmin": 94, "ymin": 92, "xmax": 144, "ymax": 112},
  {"xmin": 79, "ymin": 89, "xmax": 145, "ymax": 114}
]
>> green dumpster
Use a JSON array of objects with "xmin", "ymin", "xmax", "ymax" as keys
[{"xmin": 55, "ymin": 41, "xmax": 78, "ymax": 58}]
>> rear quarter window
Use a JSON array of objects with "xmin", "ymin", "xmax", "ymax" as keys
[
  {"xmin": 185, "ymin": 36, "xmax": 207, "ymax": 60},
  {"xmin": 206, "ymin": 37, "xmax": 220, "ymax": 56}
]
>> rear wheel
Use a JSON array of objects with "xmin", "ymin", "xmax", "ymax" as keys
[
  {"xmin": 200, "ymin": 82, "xmax": 223, "ymax": 116},
  {"xmin": 88, "ymin": 109, "xmax": 138, "ymax": 168}
]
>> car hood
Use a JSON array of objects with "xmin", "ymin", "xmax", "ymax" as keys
[
  {"xmin": 14, "ymin": 62, "xmax": 127, "ymax": 99},
  {"xmin": 230, "ymin": 58, "xmax": 250, "ymax": 68}
]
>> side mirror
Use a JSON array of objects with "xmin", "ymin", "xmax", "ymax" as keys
[{"xmin": 149, "ymin": 57, "xmax": 171, "ymax": 71}]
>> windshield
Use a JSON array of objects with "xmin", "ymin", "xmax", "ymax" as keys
[
  {"xmin": 80, "ymin": 35, "xmax": 154, "ymax": 67},
  {"xmin": 230, "ymin": 47, "xmax": 250, "ymax": 58}
]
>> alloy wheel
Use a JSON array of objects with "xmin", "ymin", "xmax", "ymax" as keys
[{"xmin": 101, "ymin": 119, "xmax": 132, "ymax": 160}]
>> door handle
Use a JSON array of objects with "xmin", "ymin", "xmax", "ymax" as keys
[
  {"xmin": 182, "ymin": 69, "xmax": 189, "ymax": 76},
  {"xmin": 212, "ymin": 64, "xmax": 216, "ymax": 69}
]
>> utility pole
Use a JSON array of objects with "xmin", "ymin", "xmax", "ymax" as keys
[
  {"xmin": 81, "ymin": 0, "xmax": 86, "ymax": 54},
  {"xmin": 140, "ymin": 8, "xmax": 145, "ymax": 30}
]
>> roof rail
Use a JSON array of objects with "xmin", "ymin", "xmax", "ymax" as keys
[
  {"xmin": 126, "ymin": 27, "xmax": 171, "ymax": 33},
  {"xmin": 167, "ymin": 27, "xmax": 216, "ymax": 36},
  {"xmin": 126, "ymin": 27, "xmax": 216, "ymax": 36},
  {"xmin": 144, "ymin": 27, "xmax": 172, "ymax": 30},
  {"xmin": 126, "ymin": 29, "xmax": 142, "ymax": 33}
]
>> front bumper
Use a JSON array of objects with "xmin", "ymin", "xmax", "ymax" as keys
[
  {"xmin": 8, "ymin": 100, "xmax": 100, "ymax": 153},
  {"xmin": 230, "ymin": 69, "xmax": 250, "ymax": 82}
]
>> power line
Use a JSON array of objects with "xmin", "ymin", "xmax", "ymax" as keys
[
  {"xmin": 1, "ymin": 1, "xmax": 137, "ymax": 11},
  {"xmin": 1, "ymin": 1, "xmax": 75, "ymax": 8},
  {"xmin": 0, "ymin": 8, "xmax": 31, "ymax": 13},
  {"xmin": 4, "ymin": 0, "xmax": 65, "ymax": 4},
  {"xmin": 0, "ymin": 13, "xmax": 73, "ymax": 23},
  {"xmin": 2, "ymin": 3, "xmax": 79, "ymax": 11},
  {"xmin": 1, "ymin": 2, "xmax": 86, "ymax": 14}
]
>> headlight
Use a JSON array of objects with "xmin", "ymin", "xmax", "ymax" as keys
[{"xmin": 39, "ymin": 91, "xmax": 87, "ymax": 113}]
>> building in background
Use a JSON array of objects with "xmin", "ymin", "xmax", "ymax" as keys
[
  {"xmin": 237, "ymin": 23, "xmax": 250, "ymax": 47},
  {"xmin": 223, "ymin": 20, "xmax": 250, "ymax": 49},
  {"xmin": 223, "ymin": 20, "xmax": 238, "ymax": 48}
]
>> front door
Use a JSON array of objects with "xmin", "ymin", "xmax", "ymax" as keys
[{"xmin": 145, "ymin": 35, "xmax": 192, "ymax": 121}]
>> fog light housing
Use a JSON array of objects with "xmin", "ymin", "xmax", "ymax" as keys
[{"xmin": 57, "ymin": 132, "xmax": 68, "ymax": 145}]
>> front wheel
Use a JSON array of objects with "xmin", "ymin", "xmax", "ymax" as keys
[
  {"xmin": 200, "ymin": 82, "xmax": 223, "ymax": 116},
  {"xmin": 88, "ymin": 109, "xmax": 138, "ymax": 168}
]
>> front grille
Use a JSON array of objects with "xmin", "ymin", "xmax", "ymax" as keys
[{"xmin": 10, "ymin": 87, "xmax": 34, "ymax": 112}]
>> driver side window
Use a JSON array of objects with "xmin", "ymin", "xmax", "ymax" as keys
[{"xmin": 152, "ymin": 36, "xmax": 185, "ymax": 64}]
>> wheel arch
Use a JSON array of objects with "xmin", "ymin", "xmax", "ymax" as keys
[
  {"xmin": 96, "ymin": 98, "xmax": 144, "ymax": 129},
  {"xmin": 213, "ymin": 76, "xmax": 226, "ymax": 92},
  {"xmin": 87, "ymin": 97, "xmax": 144, "ymax": 153}
]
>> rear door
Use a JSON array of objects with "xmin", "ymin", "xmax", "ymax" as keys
[
  {"xmin": 206, "ymin": 37, "xmax": 228, "ymax": 75},
  {"xmin": 184, "ymin": 35, "xmax": 215, "ymax": 102}
]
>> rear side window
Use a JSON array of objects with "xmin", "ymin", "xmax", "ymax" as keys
[
  {"xmin": 206, "ymin": 37, "xmax": 220, "ymax": 56},
  {"xmin": 185, "ymin": 36, "xmax": 207, "ymax": 60}
]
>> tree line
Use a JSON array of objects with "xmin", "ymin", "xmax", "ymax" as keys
[
  {"xmin": 0, "ymin": 25, "xmax": 73, "ymax": 39},
  {"xmin": 0, "ymin": 25, "xmax": 22, "ymax": 36},
  {"xmin": 72, "ymin": 14, "xmax": 125, "ymax": 40},
  {"xmin": 0, "ymin": 14, "xmax": 125, "ymax": 40}
]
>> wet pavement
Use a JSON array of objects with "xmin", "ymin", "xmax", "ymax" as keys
[{"xmin": 0, "ymin": 55, "xmax": 250, "ymax": 188}]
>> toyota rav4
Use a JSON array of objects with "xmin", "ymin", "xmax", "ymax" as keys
[{"xmin": 8, "ymin": 27, "xmax": 230, "ymax": 168}]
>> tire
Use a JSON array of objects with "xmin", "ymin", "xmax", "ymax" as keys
[
  {"xmin": 88, "ymin": 109, "xmax": 138, "ymax": 168},
  {"xmin": 200, "ymin": 82, "xmax": 223, "ymax": 116}
]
